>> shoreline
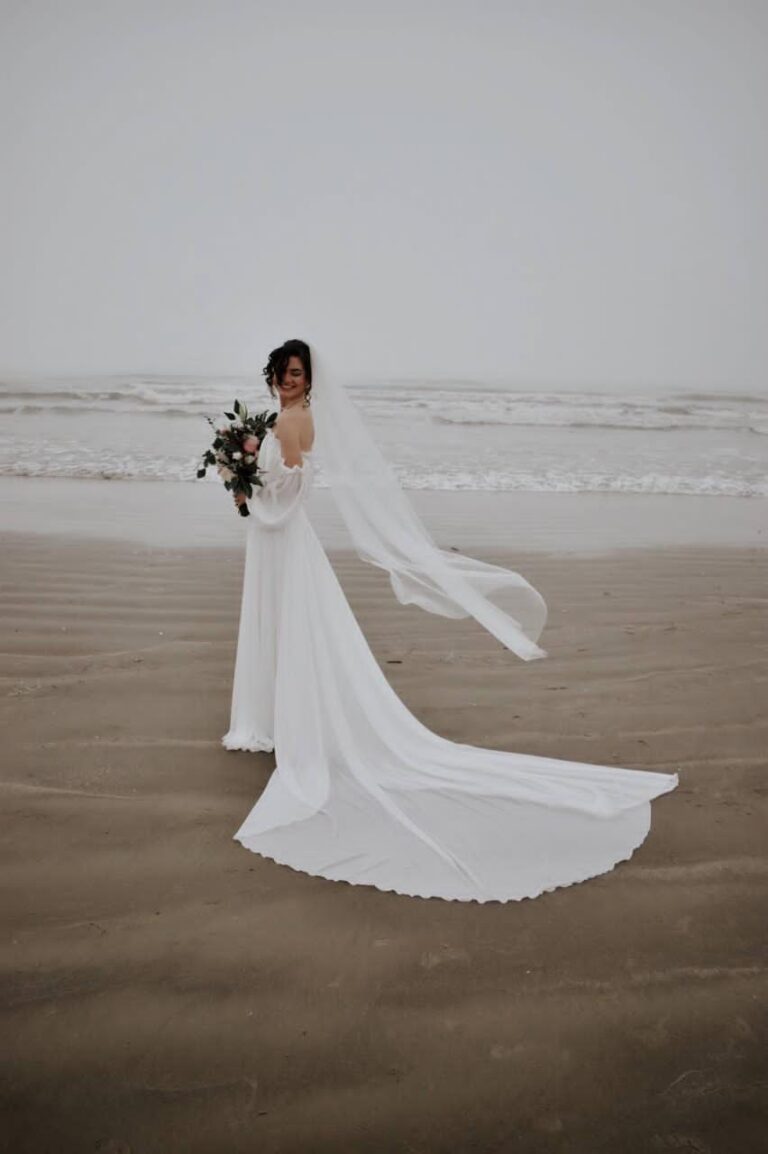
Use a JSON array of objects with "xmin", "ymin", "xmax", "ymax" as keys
[{"xmin": 1, "ymin": 474, "xmax": 766, "ymax": 552}]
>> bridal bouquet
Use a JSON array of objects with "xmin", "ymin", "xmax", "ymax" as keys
[{"xmin": 196, "ymin": 399, "xmax": 277, "ymax": 517}]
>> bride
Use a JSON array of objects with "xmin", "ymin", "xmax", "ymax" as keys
[{"xmin": 222, "ymin": 338, "xmax": 677, "ymax": 902}]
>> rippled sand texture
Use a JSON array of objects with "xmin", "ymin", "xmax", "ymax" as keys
[{"xmin": 2, "ymin": 531, "xmax": 766, "ymax": 1153}]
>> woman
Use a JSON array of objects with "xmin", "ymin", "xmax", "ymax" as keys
[{"xmin": 222, "ymin": 339, "xmax": 677, "ymax": 902}]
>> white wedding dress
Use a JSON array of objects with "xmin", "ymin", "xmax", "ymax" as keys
[{"xmin": 222, "ymin": 425, "xmax": 678, "ymax": 902}]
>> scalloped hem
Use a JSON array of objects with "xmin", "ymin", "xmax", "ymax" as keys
[
  {"xmin": 221, "ymin": 734, "xmax": 275, "ymax": 753},
  {"xmin": 232, "ymin": 822, "xmax": 651, "ymax": 904}
]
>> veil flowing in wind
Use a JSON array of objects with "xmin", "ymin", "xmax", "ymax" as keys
[
  {"xmin": 222, "ymin": 339, "xmax": 678, "ymax": 902},
  {"xmin": 309, "ymin": 344, "xmax": 549, "ymax": 661}
]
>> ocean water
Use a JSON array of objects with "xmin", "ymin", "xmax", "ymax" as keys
[{"xmin": 1, "ymin": 375, "xmax": 766, "ymax": 498}]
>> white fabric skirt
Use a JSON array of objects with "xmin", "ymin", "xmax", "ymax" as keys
[{"xmin": 223, "ymin": 500, "xmax": 677, "ymax": 903}]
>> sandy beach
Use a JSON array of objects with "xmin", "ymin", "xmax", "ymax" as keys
[{"xmin": 2, "ymin": 526, "xmax": 766, "ymax": 1153}]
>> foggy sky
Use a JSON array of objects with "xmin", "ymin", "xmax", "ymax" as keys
[{"xmin": 1, "ymin": 0, "xmax": 766, "ymax": 390}]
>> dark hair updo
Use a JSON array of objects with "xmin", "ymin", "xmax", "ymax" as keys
[{"xmin": 261, "ymin": 338, "xmax": 313, "ymax": 402}]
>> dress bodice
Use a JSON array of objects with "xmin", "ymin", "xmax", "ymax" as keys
[{"xmin": 247, "ymin": 426, "xmax": 315, "ymax": 529}]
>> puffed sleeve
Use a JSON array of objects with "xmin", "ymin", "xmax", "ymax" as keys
[{"xmin": 246, "ymin": 456, "xmax": 311, "ymax": 529}]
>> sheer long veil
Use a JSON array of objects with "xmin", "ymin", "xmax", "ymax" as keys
[{"xmin": 308, "ymin": 342, "xmax": 549, "ymax": 661}]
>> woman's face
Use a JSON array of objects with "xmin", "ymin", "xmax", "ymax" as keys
[{"xmin": 275, "ymin": 355, "xmax": 308, "ymax": 405}]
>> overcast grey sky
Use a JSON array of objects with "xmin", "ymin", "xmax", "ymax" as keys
[{"xmin": 1, "ymin": 0, "xmax": 765, "ymax": 390}]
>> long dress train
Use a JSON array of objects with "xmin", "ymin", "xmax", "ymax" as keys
[{"xmin": 222, "ymin": 427, "xmax": 678, "ymax": 902}]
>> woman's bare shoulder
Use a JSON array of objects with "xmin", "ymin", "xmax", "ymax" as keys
[
  {"xmin": 274, "ymin": 407, "xmax": 314, "ymax": 433},
  {"xmin": 274, "ymin": 407, "xmax": 315, "ymax": 451}
]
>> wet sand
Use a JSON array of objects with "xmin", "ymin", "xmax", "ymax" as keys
[{"xmin": 1, "ymin": 530, "xmax": 766, "ymax": 1153}]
